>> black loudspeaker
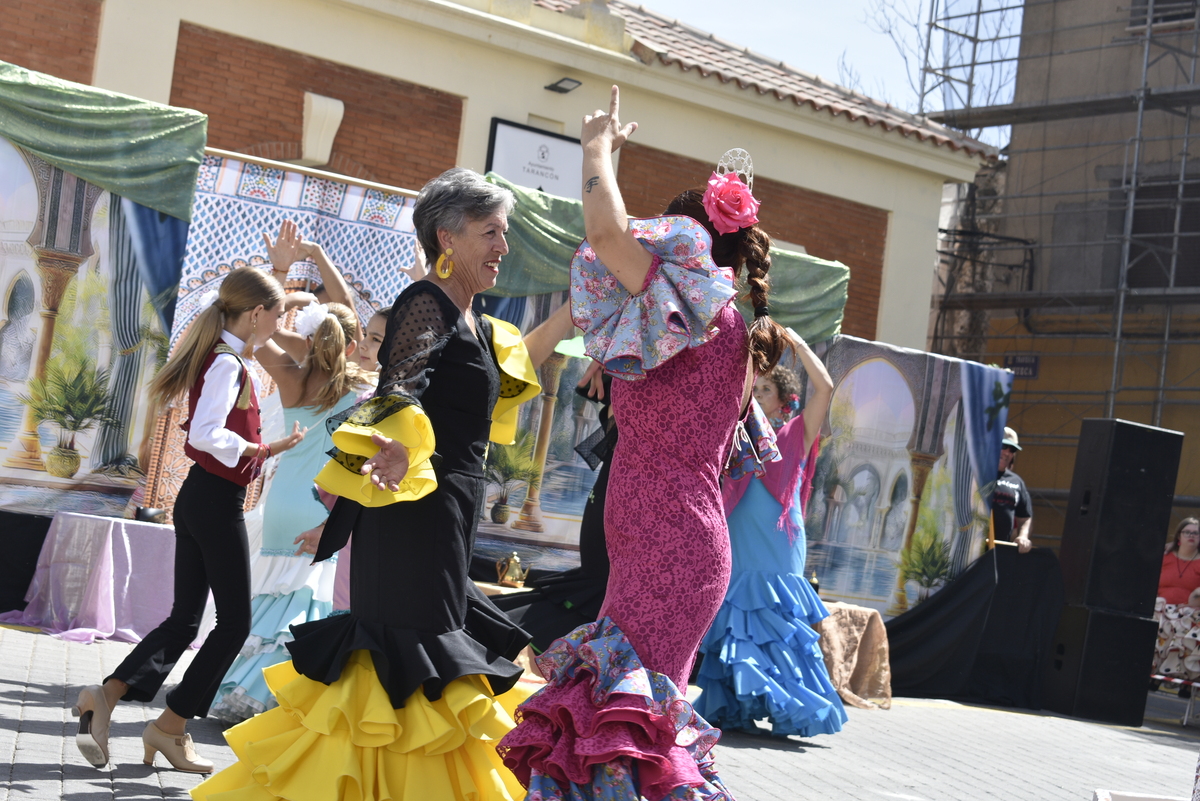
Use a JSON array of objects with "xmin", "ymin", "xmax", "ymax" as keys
[
  {"xmin": 1042, "ymin": 605, "xmax": 1157, "ymax": 726},
  {"xmin": 1058, "ymin": 418, "xmax": 1183, "ymax": 617}
]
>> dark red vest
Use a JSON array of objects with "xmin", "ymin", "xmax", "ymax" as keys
[{"xmin": 182, "ymin": 343, "xmax": 263, "ymax": 486}]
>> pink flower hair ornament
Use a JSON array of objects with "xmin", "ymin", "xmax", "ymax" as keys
[{"xmin": 702, "ymin": 171, "xmax": 760, "ymax": 235}]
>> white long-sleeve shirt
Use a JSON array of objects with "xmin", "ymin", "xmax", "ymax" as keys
[{"xmin": 187, "ymin": 330, "xmax": 263, "ymax": 468}]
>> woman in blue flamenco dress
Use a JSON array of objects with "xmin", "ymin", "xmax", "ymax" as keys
[
  {"xmin": 695, "ymin": 345, "xmax": 848, "ymax": 738},
  {"xmin": 209, "ymin": 224, "xmax": 373, "ymax": 723}
]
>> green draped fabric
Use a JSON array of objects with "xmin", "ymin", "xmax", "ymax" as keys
[
  {"xmin": 485, "ymin": 172, "xmax": 586, "ymax": 295},
  {"xmin": 485, "ymin": 172, "xmax": 848, "ymax": 342},
  {"xmin": 0, "ymin": 61, "xmax": 207, "ymax": 222},
  {"xmin": 744, "ymin": 248, "xmax": 848, "ymax": 344}
]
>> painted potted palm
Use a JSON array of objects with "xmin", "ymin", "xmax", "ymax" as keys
[
  {"xmin": 898, "ymin": 511, "xmax": 952, "ymax": 604},
  {"xmin": 484, "ymin": 429, "xmax": 541, "ymax": 524},
  {"xmin": 19, "ymin": 356, "xmax": 120, "ymax": 479}
]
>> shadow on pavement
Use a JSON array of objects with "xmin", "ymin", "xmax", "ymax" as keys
[
  {"xmin": 0, "ymin": 676, "xmax": 68, "ymax": 708},
  {"xmin": 715, "ymin": 728, "xmax": 834, "ymax": 752},
  {"xmin": 941, "ymin": 690, "xmax": 1200, "ymax": 749},
  {"xmin": 62, "ymin": 761, "xmax": 113, "ymax": 780},
  {"xmin": 109, "ymin": 780, "xmax": 193, "ymax": 799},
  {"xmin": 184, "ymin": 717, "xmax": 231, "ymax": 748},
  {"xmin": 0, "ymin": 715, "xmax": 69, "ymax": 735}
]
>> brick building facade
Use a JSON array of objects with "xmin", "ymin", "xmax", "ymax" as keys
[
  {"xmin": 2, "ymin": 1, "xmax": 984, "ymax": 345},
  {"xmin": 1, "ymin": 0, "xmax": 102, "ymax": 86},
  {"xmin": 168, "ymin": 24, "xmax": 461, "ymax": 189}
]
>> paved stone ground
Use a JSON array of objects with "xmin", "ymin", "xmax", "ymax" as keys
[{"xmin": 2, "ymin": 624, "xmax": 1198, "ymax": 801}]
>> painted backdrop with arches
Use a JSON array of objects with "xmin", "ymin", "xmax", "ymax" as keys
[{"xmin": 793, "ymin": 336, "xmax": 1014, "ymax": 619}]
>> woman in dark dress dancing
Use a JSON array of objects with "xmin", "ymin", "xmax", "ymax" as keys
[
  {"xmin": 192, "ymin": 168, "xmax": 575, "ymax": 801},
  {"xmin": 492, "ymin": 366, "xmax": 616, "ymax": 653}
]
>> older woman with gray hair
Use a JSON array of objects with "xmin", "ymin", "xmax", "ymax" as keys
[{"xmin": 192, "ymin": 168, "xmax": 575, "ymax": 801}]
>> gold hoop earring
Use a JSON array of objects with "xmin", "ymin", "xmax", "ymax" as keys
[{"xmin": 436, "ymin": 248, "xmax": 454, "ymax": 279}]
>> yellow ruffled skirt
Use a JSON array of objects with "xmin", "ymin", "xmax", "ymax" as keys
[{"xmin": 191, "ymin": 651, "xmax": 533, "ymax": 801}]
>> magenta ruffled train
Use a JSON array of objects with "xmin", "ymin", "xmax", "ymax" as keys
[{"xmin": 498, "ymin": 618, "xmax": 733, "ymax": 801}]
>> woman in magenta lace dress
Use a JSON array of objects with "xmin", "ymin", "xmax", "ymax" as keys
[{"xmin": 500, "ymin": 86, "xmax": 791, "ymax": 800}]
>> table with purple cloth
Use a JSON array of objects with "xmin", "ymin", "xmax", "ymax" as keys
[{"xmin": 0, "ymin": 511, "xmax": 212, "ymax": 646}]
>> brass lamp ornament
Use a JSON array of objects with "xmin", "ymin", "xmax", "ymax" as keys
[{"xmin": 496, "ymin": 551, "xmax": 532, "ymax": 588}]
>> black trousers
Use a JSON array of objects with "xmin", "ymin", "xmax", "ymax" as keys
[{"xmin": 107, "ymin": 464, "xmax": 252, "ymax": 718}]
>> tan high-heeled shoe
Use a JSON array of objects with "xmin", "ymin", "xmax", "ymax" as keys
[
  {"xmin": 142, "ymin": 722, "xmax": 213, "ymax": 773},
  {"xmin": 71, "ymin": 685, "xmax": 111, "ymax": 768}
]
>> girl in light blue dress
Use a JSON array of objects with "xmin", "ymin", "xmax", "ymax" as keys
[{"xmin": 696, "ymin": 343, "xmax": 848, "ymax": 738}]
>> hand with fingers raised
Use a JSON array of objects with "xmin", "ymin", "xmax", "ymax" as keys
[
  {"xmin": 263, "ymin": 219, "xmax": 316, "ymax": 277},
  {"xmin": 581, "ymin": 85, "xmax": 638, "ymax": 153}
]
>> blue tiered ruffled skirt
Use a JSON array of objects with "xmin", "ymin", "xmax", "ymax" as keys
[
  {"xmin": 696, "ymin": 479, "xmax": 847, "ymax": 737},
  {"xmin": 209, "ymin": 550, "xmax": 337, "ymax": 722}
]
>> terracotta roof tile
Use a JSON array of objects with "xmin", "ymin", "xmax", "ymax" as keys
[{"xmin": 532, "ymin": 0, "xmax": 993, "ymax": 160}]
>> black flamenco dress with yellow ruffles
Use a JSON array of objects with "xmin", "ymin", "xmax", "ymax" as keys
[{"xmin": 191, "ymin": 282, "xmax": 541, "ymax": 801}]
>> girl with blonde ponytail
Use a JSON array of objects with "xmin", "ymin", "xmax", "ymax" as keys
[
  {"xmin": 208, "ymin": 221, "xmax": 374, "ymax": 723},
  {"xmin": 73, "ymin": 266, "xmax": 307, "ymax": 774},
  {"xmin": 149, "ymin": 267, "xmax": 286, "ymax": 404}
]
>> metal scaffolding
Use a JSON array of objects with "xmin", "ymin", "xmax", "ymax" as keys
[{"xmin": 923, "ymin": 0, "xmax": 1200, "ymax": 535}]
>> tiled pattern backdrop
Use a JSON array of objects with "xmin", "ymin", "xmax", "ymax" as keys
[{"xmin": 144, "ymin": 155, "xmax": 419, "ymax": 517}]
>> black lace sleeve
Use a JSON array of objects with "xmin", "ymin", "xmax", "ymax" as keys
[
  {"xmin": 377, "ymin": 285, "xmax": 455, "ymax": 402},
  {"xmin": 319, "ymin": 285, "xmax": 452, "ymax": 482},
  {"xmin": 323, "ymin": 285, "xmax": 454, "ymax": 438}
]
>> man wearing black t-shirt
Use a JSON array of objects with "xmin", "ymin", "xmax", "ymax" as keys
[{"xmin": 994, "ymin": 426, "xmax": 1033, "ymax": 553}]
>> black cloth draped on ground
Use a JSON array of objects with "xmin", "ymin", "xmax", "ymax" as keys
[
  {"xmin": 491, "ymin": 457, "xmax": 612, "ymax": 652},
  {"xmin": 886, "ymin": 546, "xmax": 1064, "ymax": 709},
  {"xmin": 0, "ymin": 511, "xmax": 51, "ymax": 613}
]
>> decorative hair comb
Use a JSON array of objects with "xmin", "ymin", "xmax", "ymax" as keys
[{"xmin": 716, "ymin": 148, "xmax": 754, "ymax": 191}]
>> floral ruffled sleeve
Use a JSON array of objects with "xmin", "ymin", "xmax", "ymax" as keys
[
  {"xmin": 314, "ymin": 287, "xmax": 448, "ymax": 507},
  {"xmin": 570, "ymin": 215, "xmax": 737, "ymax": 379}
]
